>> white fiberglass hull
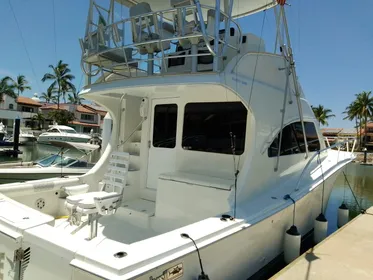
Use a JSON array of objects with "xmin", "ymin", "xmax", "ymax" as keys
[
  {"xmin": 0, "ymin": 161, "xmax": 346, "ymax": 280},
  {"xmin": 19, "ymin": 136, "xmax": 37, "ymax": 144},
  {"xmin": 122, "ymin": 169, "xmax": 340, "ymax": 280},
  {"xmin": 0, "ymin": 167, "xmax": 90, "ymax": 184},
  {"xmin": 37, "ymin": 135, "xmax": 91, "ymax": 144}
]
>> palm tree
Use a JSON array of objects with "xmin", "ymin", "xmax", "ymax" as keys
[
  {"xmin": 40, "ymin": 87, "xmax": 57, "ymax": 103},
  {"xmin": 32, "ymin": 113, "xmax": 45, "ymax": 130},
  {"xmin": 0, "ymin": 77, "xmax": 17, "ymax": 100},
  {"xmin": 343, "ymin": 101, "xmax": 361, "ymax": 147},
  {"xmin": 311, "ymin": 105, "xmax": 335, "ymax": 126},
  {"xmin": 41, "ymin": 60, "xmax": 76, "ymax": 109},
  {"xmin": 354, "ymin": 91, "xmax": 373, "ymax": 146},
  {"xmin": 68, "ymin": 89, "xmax": 84, "ymax": 105},
  {"xmin": 9, "ymin": 75, "xmax": 31, "ymax": 96}
]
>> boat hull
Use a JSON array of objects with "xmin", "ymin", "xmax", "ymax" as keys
[
  {"xmin": 0, "ymin": 169, "xmax": 90, "ymax": 184},
  {"xmin": 123, "ymin": 169, "xmax": 341, "ymax": 280},
  {"xmin": 37, "ymin": 135, "xmax": 91, "ymax": 144},
  {"xmin": 19, "ymin": 136, "xmax": 37, "ymax": 144},
  {"xmin": 0, "ymin": 164, "xmax": 342, "ymax": 280}
]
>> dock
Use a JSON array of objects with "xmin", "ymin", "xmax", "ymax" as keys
[{"xmin": 271, "ymin": 207, "xmax": 373, "ymax": 280}]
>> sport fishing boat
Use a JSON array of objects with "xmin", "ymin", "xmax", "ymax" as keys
[
  {"xmin": 0, "ymin": 1, "xmax": 355, "ymax": 279},
  {"xmin": 37, "ymin": 124, "xmax": 92, "ymax": 144}
]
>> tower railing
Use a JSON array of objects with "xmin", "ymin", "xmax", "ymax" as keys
[{"xmin": 80, "ymin": 3, "xmax": 242, "ymax": 85}]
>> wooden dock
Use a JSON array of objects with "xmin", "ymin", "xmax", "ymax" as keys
[{"xmin": 271, "ymin": 206, "xmax": 373, "ymax": 280}]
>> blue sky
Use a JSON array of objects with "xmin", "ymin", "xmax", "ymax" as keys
[{"xmin": 0, "ymin": 0, "xmax": 372, "ymax": 128}]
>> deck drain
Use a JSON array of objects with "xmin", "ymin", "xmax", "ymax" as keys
[
  {"xmin": 114, "ymin": 251, "xmax": 127, "ymax": 258},
  {"xmin": 35, "ymin": 198, "xmax": 46, "ymax": 210}
]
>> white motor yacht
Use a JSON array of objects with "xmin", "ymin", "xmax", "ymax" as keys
[
  {"xmin": 37, "ymin": 124, "xmax": 92, "ymax": 144},
  {"xmin": 0, "ymin": 121, "xmax": 7, "ymax": 141},
  {"xmin": 0, "ymin": 141, "xmax": 98, "ymax": 183},
  {"xmin": 0, "ymin": 1, "xmax": 355, "ymax": 280},
  {"xmin": 19, "ymin": 130, "xmax": 38, "ymax": 144}
]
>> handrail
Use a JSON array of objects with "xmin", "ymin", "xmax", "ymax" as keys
[
  {"xmin": 81, "ymin": 3, "xmax": 243, "ymax": 81},
  {"xmin": 294, "ymin": 139, "xmax": 356, "ymax": 192}
]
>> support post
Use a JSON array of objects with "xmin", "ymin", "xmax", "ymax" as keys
[
  {"xmin": 102, "ymin": 113, "xmax": 112, "ymax": 154},
  {"xmin": 213, "ymin": 0, "xmax": 221, "ymax": 72},
  {"xmin": 191, "ymin": 44, "xmax": 198, "ymax": 72},
  {"xmin": 88, "ymin": 213, "xmax": 99, "ymax": 240},
  {"xmin": 281, "ymin": 6, "xmax": 309, "ymax": 158},
  {"xmin": 13, "ymin": 118, "xmax": 20, "ymax": 158},
  {"xmin": 148, "ymin": 53, "xmax": 154, "ymax": 75},
  {"xmin": 275, "ymin": 62, "xmax": 290, "ymax": 171}
]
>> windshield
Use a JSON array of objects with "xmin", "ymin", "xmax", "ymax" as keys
[
  {"xmin": 54, "ymin": 157, "xmax": 78, "ymax": 167},
  {"xmin": 60, "ymin": 129, "xmax": 77, "ymax": 134},
  {"xmin": 36, "ymin": 154, "xmax": 63, "ymax": 167}
]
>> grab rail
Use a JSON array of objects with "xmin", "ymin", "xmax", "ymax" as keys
[
  {"xmin": 294, "ymin": 139, "xmax": 356, "ymax": 192},
  {"xmin": 80, "ymin": 3, "xmax": 242, "ymax": 83}
]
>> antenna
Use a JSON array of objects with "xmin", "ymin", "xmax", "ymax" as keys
[{"xmin": 180, "ymin": 233, "xmax": 209, "ymax": 280}]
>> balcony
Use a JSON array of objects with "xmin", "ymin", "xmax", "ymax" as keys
[{"xmin": 80, "ymin": 2, "xmax": 244, "ymax": 85}]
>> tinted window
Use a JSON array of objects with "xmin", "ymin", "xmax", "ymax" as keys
[
  {"xmin": 182, "ymin": 102, "xmax": 247, "ymax": 155},
  {"xmin": 70, "ymin": 161, "xmax": 89, "ymax": 168},
  {"xmin": 268, "ymin": 122, "xmax": 320, "ymax": 157},
  {"xmin": 304, "ymin": 122, "xmax": 320, "ymax": 152},
  {"xmin": 152, "ymin": 104, "xmax": 178, "ymax": 148}
]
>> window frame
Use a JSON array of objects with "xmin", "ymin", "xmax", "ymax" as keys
[
  {"xmin": 152, "ymin": 103, "xmax": 178, "ymax": 149},
  {"xmin": 268, "ymin": 121, "xmax": 321, "ymax": 157},
  {"xmin": 181, "ymin": 101, "xmax": 248, "ymax": 155}
]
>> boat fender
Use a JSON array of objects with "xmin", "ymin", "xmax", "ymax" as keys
[
  {"xmin": 284, "ymin": 225, "xmax": 301, "ymax": 264},
  {"xmin": 314, "ymin": 213, "xmax": 328, "ymax": 244},
  {"xmin": 337, "ymin": 203, "xmax": 349, "ymax": 228}
]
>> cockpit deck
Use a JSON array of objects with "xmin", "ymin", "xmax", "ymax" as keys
[{"xmin": 55, "ymin": 200, "xmax": 158, "ymax": 244}]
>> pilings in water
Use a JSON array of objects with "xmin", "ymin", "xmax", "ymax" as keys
[{"xmin": 8, "ymin": 118, "xmax": 21, "ymax": 158}]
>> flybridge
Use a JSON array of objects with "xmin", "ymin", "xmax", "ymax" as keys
[{"xmin": 79, "ymin": 0, "xmax": 275, "ymax": 85}]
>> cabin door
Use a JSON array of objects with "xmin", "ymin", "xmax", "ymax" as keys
[{"xmin": 146, "ymin": 98, "xmax": 179, "ymax": 190}]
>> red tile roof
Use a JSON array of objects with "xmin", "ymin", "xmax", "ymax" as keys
[
  {"xmin": 16, "ymin": 96, "xmax": 42, "ymax": 107},
  {"xmin": 83, "ymin": 104, "xmax": 107, "ymax": 117},
  {"xmin": 40, "ymin": 104, "xmax": 96, "ymax": 114},
  {"xmin": 70, "ymin": 121, "xmax": 99, "ymax": 127},
  {"xmin": 76, "ymin": 105, "xmax": 96, "ymax": 114}
]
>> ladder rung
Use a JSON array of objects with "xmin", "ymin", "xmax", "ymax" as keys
[
  {"xmin": 109, "ymin": 158, "xmax": 129, "ymax": 164},
  {"xmin": 107, "ymin": 166, "xmax": 128, "ymax": 173},
  {"xmin": 104, "ymin": 173, "xmax": 126, "ymax": 181}
]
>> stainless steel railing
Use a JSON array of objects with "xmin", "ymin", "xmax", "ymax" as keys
[
  {"xmin": 294, "ymin": 139, "xmax": 356, "ymax": 192},
  {"xmin": 80, "ymin": 4, "xmax": 242, "ymax": 84}
]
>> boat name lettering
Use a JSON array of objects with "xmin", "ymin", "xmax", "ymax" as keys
[{"xmin": 149, "ymin": 263, "xmax": 183, "ymax": 280}]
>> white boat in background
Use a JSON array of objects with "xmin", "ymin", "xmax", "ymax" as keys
[
  {"xmin": 0, "ymin": 1, "xmax": 356, "ymax": 280},
  {"xmin": 0, "ymin": 121, "xmax": 7, "ymax": 141},
  {"xmin": 37, "ymin": 124, "xmax": 92, "ymax": 144},
  {"xmin": 0, "ymin": 141, "xmax": 98, "ymax": 183},
  {"xmin": 19, "ymin": 130, "xmax": 37, "ymax": 144}
]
